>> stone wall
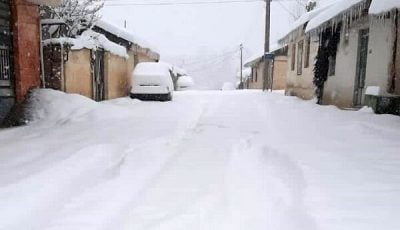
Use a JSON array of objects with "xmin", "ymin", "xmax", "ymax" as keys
[
  {"xmin": 323, "ymin": 19, "xmax": 369, "ymax": 108},
  {"xmin": 395, "ymin": 18, "xmax": 400, "ymax": 95},
  {"xmin": 248, "ymin": 62, "xmax": 264, "ymax": 89},
  {"xmin": 285, "ymin": 35, "xmax": 318, "ymax": 100},
  {"xmin": 364, "ymin": 18, "xmax": 394, "ymax": 97}
]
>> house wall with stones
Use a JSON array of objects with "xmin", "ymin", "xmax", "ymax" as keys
[
  {"xmin": 285, "ymin": 34, "xmax": 319, "ymax": 100},
  {"xmin": 396, "ymin": 18, "xmax": 400, "ymax": 95},
  {"xmin": 365, "ymin": 18, "xmax": 395, "ymax": 95},
  {"xmin": 322, "ymin": 18, "xmax": 369, "ymax": 108},
  {"xmin": 248, "ymin": 62, "xmax": 265, "ymax": 89}
]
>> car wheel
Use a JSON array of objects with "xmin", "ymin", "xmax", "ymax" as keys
[{"xmin": 167, "ymin": 93, "xmax": 173, "ymax": 101}]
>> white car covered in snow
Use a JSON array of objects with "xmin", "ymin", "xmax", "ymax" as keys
[
  {"xmin": 130, "ymin": 62, "xmax": 174, "ymax": 101},
  {"xmin": 177, "ymin": 76, "xmax": 195, "ymax": 90}
]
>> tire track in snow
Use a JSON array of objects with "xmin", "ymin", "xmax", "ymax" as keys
[
  {"xmin": 42, "ymin": 97, "xmax": 210, "ymax": 230},
  {"xmin": 225, "ymin": 138, "xmax": 317, "ymax": 230},
  {"xmin": 0, "ymin": 144, "xmax": 128, "ymax": 230}
]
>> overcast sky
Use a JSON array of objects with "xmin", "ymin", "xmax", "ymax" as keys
[{"xmin": 101, "ymin": 0, "xmax": 298, "ymax": 89}]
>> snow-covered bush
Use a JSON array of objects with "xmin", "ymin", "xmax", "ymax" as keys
[{"xmin": 40, "ymin": 0, "xmax": 104, "ymax": 37}]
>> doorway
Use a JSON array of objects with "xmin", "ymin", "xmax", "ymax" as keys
[
  {"xmin": 354, "ymin": 29, "xmax": 369, "ymax": 107},
  {"xmin": 0, "ymin": 0, "xmax": 14, "ymax": 123},
  {"xmin": 91, "ymin": 49, "xmax": 105, "ymax": 101}
]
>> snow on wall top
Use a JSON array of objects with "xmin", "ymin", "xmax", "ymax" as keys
[
  {"xmin": 43, "ymin": 30, "xmax": 129, "ymax": 58},
  {"xmin": 305, "ymin": 0, "xmax": 366, "ymax": 33},
  {"xmin": 369, "ymin": 0, "xmax": 400, "ymax": 15},
  {"xmin": 95, "ymin": 19, "xmax": 158, "ymax": 53}
]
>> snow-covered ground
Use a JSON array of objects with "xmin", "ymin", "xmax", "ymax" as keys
[{"xmin": 1, "ymin": 89, "xmax": 400, "ymax": 230}]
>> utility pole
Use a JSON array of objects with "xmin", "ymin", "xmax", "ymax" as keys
[
  {"xmin": 263, "ymin": 0, "xmax": 271, "ymax": 91},
  {"xmin": 240, "ymin": 44, "xmax": 243, "ymax": 89}
]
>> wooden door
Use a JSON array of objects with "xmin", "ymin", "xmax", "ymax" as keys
[
  {"xmin": 354, "ymin": 29, "xmax": 369, "ymax": 107},
  {"xmin": 91, "ymin": 50, "xmax": 105, "ymax": 101}
]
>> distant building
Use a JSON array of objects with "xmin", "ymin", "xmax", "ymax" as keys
[{"xmin": 244, "ymin": 46, "xmax": 288, "ymax": 91}]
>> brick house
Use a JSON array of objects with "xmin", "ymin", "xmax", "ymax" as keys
[{"xmin": 0, "ymin": 0, "xmax": 59, "ymax": 124}]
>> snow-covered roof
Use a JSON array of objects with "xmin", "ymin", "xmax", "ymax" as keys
[
  {"xmin": 244, "ymin": 44, "xmax": 286, "ymax": 68},
  {"xmin": 306, "ymin": 0, "xmax": 366, "ymax": 33},
  {"xmin": 43, "ymin": 30, "xmax": 129, "ymax": 58},
  {"xmin": 95, "ymin": 19, "xmax": 158, "ymax": 53},
  {"xmin": 369, "ymin": 0, "xmax": 400, "ymax": 15},
  {"xmin": 278, "ymin": 1, "xmax": 336, "ymax": 43},
  {"xmin": 236, "ymin": 68, "xmax": 252, "ymax": 80},
  {"xmin": 244, "ymin": 52, "xmax": 263, "ymax": 67},
  {"xmin": 279, "ymin": 0, "xmax": 370, "ymax": 40}
]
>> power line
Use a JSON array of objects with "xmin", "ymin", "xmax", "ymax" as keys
[
  {"xmin": 183, "ymin": 49, "xmax": 239, "ymax": 66},
  {"xmin": 104, "ymin": 0, "xmax": 264, "ymax": 6},
  {"xmin": 275, "ymin": 1, "xmax": 297, "ymax": 19}
]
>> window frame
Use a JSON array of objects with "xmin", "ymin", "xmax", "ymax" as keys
[
  {"xmin": 291, "ymin": 44, "xmax": 296, "ymax": 71},
  {"xmin": 304, "ymin": 37, "xmax": 311, "ymax": 68},
  {"xmin": 297, "ymin": 40, "xmax": 304, "ymax": 75}
]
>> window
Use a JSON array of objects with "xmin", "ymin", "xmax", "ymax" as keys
[
  {"xmin": 255, "ymin": 67, "xmax": 258, "ymax": 82},
  {"xmin": 304, "ymin": 37, "xmax": 311, "ymax": 68},
  {"xmin": 297, "ymin": 40, "xmax": 304, "ymax": 75},
  {"xmin": 291, "ymin": 44, "xmax": 296, "ymax": 71},
  {"xmin": 328, "ymin": 55, "xmax": 336, "ymax": 76}
]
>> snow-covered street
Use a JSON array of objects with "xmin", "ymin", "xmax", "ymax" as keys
[{"xmin": 1, "ymin": 90, "xmax": 400, "ymax": 230}]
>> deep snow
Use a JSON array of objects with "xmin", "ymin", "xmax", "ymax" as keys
[{"xmin": 0, "ymin": 89, "xmax": 400, "ymax": 230}]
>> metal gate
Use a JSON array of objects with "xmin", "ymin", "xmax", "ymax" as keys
[
  {"xmin": 91, "ymin": 50, "xmax": 105, "ymax": 101},
  {"xmin": 353, "ymin": 29, "xmax": 369, "ymax": 107},
  {"xmin": 0, "ymin": 0, "xmax": 14, "ymax": 123}
]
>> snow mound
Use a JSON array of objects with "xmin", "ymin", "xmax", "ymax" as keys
[
  {"xmin": 26, "ymin": 89, "xmax": 134, "ymax": 125},
  {"xmin": 365, "ymin": 86, "xmax": 381, "ymax": 96},
  {"xmin": 26, "ymin": 89, "xmax": 98, "ymax": 123}
]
